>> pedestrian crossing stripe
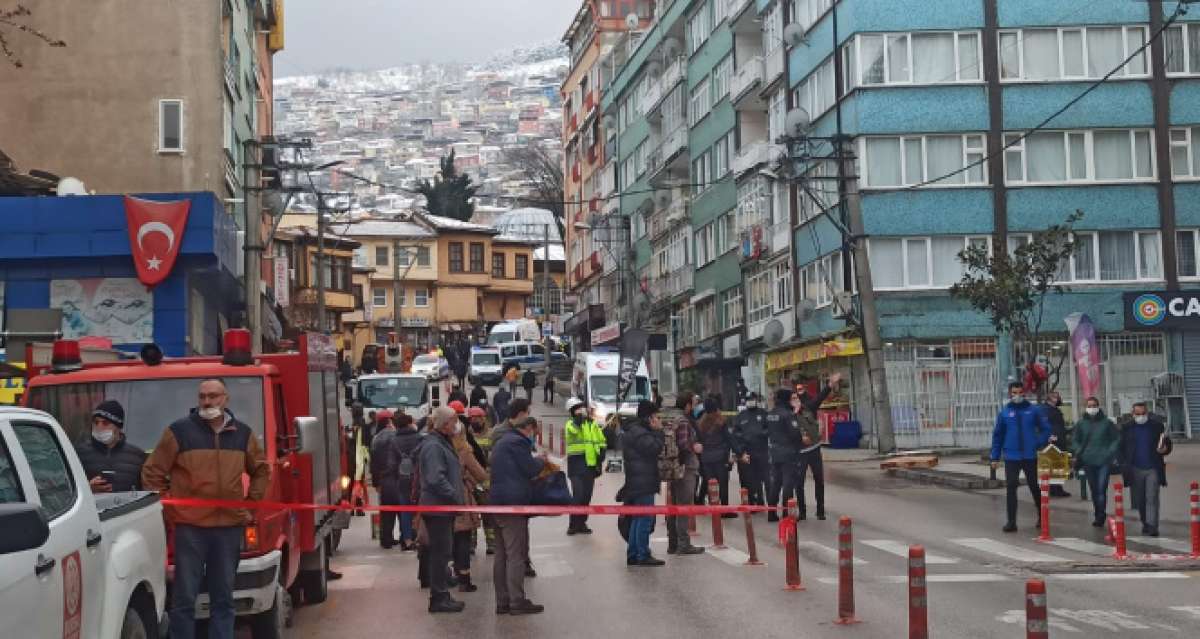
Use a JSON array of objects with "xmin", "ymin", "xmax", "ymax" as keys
[
  {"xmin": 1128, "ymin": 536, "xmax": 1192, "ymax": 553},
  {"xmin": 1044, "ymin": 537, "xmax": 1118, "ymax": 556},
  {"xmin": 950, "ymin": 538, "xmax": 1070, "ymax": 562},
  {"xmin": 861, "ymin": 539, "xmax": 958, "ymax": 564},
  {"xmin": 798, "ymin": 540, "xmax": 868, "ymax": 565}
]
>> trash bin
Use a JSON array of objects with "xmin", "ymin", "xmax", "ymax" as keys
[{"xmin": 829, "ymin": 420, "xmax": 862, "ymax": 449}]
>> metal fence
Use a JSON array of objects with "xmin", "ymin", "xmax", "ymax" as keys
[{"xmin": 884, "ymin": 339, "xmax": 1000, "ymax": 449}]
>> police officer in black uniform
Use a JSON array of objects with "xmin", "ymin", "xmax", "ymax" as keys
[{"xmin": 733, "ymin": 392, "xmax": 770, "ymax": 507}]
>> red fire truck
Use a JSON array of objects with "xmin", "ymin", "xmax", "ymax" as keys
[{"xmin": 23, "ymin": 329, "xmax": 350, "ymax": 638}]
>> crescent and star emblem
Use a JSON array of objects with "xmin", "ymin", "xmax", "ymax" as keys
[{"xmin": 136, "ymin": 221, "xmax": 176, "ymax": 270}]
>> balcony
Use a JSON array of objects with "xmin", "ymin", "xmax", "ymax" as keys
[
  {"xmin": 667, "ymin": 268, "xmax": 693, "ymax": 298},
  {"xmin": 649, "ymin": 126, "xmax": 688, "ymax": 182},
  {"xmin": 648, "ymin": 211, "xmax": 671, "ymax": 241},
  {"xmin": 664, "ymin": 196, "xmax": 689, "ymax": 225},
  {"xmin": 727, "ymin": 0, "xmax": 754, "ymax": 21},
  {"xmin": 602, "ymin": 196, "xmax": 620, "ymax": 217},
  {"xmin": 584, "ymin": 90, "xmax": 596, "ymax": 114},
  {"xmin": 643, "ymin": 82, "xmax": 663, "ymax": 115},
  {"xmin": 767, "ymin": 220, "xmax": 791, "ymax": 256},
  {"xmin": 224, "ymin": 56, "xmax": 237, "ymax": 96},
  {"xmin": 763, "ymin": 47, "xmax": 785, "ymax": 90},
  {"xmin": 732, "ymin": 142, "xmax": 782, "ymax": 177},
  {"xmin": 646, "ymin": 58, "xmax": 685, "ymax": 114},
  {"xmin": 730, "ymin": 56, "xmax": 763, "ymax": 107}
]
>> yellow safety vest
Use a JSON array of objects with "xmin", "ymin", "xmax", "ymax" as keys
[{"xmin": 564, "ymin": 417, "xmax": 606, "ymax": 467}]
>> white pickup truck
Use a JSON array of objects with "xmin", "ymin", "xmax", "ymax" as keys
[{"xmin": 0, "ymin": 407, "xmax": 166, "ymax": 639}]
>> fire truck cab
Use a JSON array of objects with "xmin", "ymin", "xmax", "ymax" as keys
[{"xmin": 23, "ymin": 330, "xmax": 350, "ymax": 637}]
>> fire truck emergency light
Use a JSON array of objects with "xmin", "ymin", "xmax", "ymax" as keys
[
  {"xmin": 222, "ymin": 329, "xmax": 253, "ymax": 366},
  {"xmin": 50, "ymin": 340, "xmax": 83, "ymax": 373}
]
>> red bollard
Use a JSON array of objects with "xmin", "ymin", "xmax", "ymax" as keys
[
  {"xmin": 1190, "ymin": 481, "xmax": 1199, "ymax": 560},
  {"xmin": 1037, "ymin": 472, "xmax": 1053, "ymax": 542},
  {"xmin": 908, "ymin": 545, "xmax": 927, "ymax": 639},
  {"xmin": 559, "ymin": 425, "xmax": 566, "ymax": 456},
  {"xmin": 547, "ymin": 425, "xmax": 553, "ymax": 453},
  {"xmin": 782, "ymin": 498, "xmax": 804, "ymax": 591},
  {"xmin": 834, "ymin": 516, "xmax": 860, "ymax": 625},
  {"xmin": 739, "ymin": 488, "xmax": 763, "ymax": 566},
  {"xmin": 1112, "ymin": 481, "xmax": 1129, "ymax": 560},
  {"xmin": 708, "ymin": 479, "xmax": 726, "ymax": 549},
  {"xmin": 537, "ymin": 421, "xmax": 543, "ymax": 446},
  {"xmin": 1025, "ymin": 579, "xmax": 1049, "ymax": 639}
]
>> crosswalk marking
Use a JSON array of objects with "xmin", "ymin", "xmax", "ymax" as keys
[
  {"xmin": 950, "ymin": 538, "xmax": 1069, "ymax": 562},
  {"xmin": 798, "ymin": 540, "xmax": 868, "ymax": 565},
  {"xmin": 1128, "ymin": 536, "xmax": 1191, "ymax": 553},
  {"xmin": 861, "ymin": 539, "xmax": 958, "ymax": 564},
  {"xmin": 708, "ymin": 546, "xmax": 752, "ymax": 566},
  {"xmin": 1046, "ymin": 572, "xmax": 1190, "ymax": 581},
  {"xmin": 818, "ymin": 574, "xmax": 1011, "ymax": 585},
  {"xmin": 1046, "ymin": 537, "xmax": 1120, "ymax": 557}
]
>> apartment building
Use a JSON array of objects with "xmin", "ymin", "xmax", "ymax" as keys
[{"xmin": 341, "ymin": 219, "xmax": 439, "ymax": 350}]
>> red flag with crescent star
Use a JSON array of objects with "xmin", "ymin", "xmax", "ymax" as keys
[{"xmin": 123, "ymin": 195, "xmax": 190, "ymax": 288}]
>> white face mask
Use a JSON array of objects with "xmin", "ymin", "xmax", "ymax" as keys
[
  {"xmin": 93, "ymin": 429, "xmax": 116, "ymax": 444},
  {"xmin": 198, "ymin": 407, "xmax": 223, "ymax": 421},
  {"xmin": 1133, "ymin": 415, "xmax": 1148, "ymax": 425},
  {"xmin": 1085, "ymin": 407, "xmax": 1100, "ymax": 416},
  {"xmin": 454, "ymin": 421, "xmax": 463, "ymax": 435}
]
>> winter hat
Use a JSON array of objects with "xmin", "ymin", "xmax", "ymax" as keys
[
  {"xmin": 636, "ymin": 400, "xmax": 659, "ymax": 420},
  {"xmin": 703, "ymin": 397, "xmax": 720, "ymax": 414},
  {"xmin": 92, "ymin": 400, "xmax": 125, "ymax": 428}
]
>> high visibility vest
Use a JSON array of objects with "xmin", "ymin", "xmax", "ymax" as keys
[{"xmin": 565, "ymin": 417, "xmax": 605, "ymax": 467}]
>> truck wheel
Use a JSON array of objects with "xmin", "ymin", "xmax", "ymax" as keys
[
  {"xmin": 249, "ymin": 583, "xmax": 290, "ymax": 639},
  {"xmin": 119, "ymin": 605, "xmax": 152, "ymax": 639},
  {"xmin": 298, "ymin": 541, "xmax": 329, "ymax": 604}
]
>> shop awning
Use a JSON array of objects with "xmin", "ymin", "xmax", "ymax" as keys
[{"xmin": 766, "ymin": 337, "xmax": 863, "ymax": 373}]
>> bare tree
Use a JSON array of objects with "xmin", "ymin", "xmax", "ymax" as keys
[
  {"xmin": 1, "ymin": 4, "xmax": 65, "ymax": 68},
  {"xmin": 503, "ymin": 143, "xmax": 565, "ymax": 241}
]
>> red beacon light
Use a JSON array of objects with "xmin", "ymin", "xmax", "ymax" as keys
[
  {"xmin": 51, "ymin": 340, "xmax": 83, "ymax": 373},
  {"xmin": 222, "ymin": 329, "xmax": 254, "ymax": 366}
]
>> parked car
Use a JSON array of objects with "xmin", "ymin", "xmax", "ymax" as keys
[{"xmin": 410, "ymin": 354, "xmax": 450, "ymax": 381}]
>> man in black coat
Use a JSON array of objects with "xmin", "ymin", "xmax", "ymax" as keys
[
  {"xmin": 488, "ymin": 419, "xmax": 548, "ymax": 615},
  {"xmin": 469, "ymin": 384, "xmax": 488, "ymax": 407},
  {"xmin": 522, "ymin": 369, "xmax": 537, "ymax": 400},
  {"xmin": 1119, "ymin": 402, "xmax": 1173, "ymax": 536},
  {"xmin": 733, "ymin": 393, "xmax": 770, "ymax": 506},
  {"xmin": 417, "ymin": 407, "xmax": 467, "ymax": 613},
  {"xmin": 76, "ymin": 400, "xmax": 146, "ymax": 493},
  {"xmin": 621, "ymin": 401, "xmax": 666, "ymax": 566},
  {"xmin": 766, "ymin": 388, "xmax": 803, "ymax": 522}
]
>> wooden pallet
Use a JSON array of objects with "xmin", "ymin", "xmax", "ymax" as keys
[{"xmin": 879, "ymin": 455, "xmax": 939, "ymax": 470}]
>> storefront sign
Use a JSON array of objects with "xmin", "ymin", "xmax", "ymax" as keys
[
  {"xmin": 1123, "ymin": 291, "xmax": 1200, "ymax": 330},
  {"xmin": 273, "ymin": 257, "xmax": 290, "ymax": 307},
  {"xmin": 591, "ymin": 322, "xmax": 621, "ymax": 346},
  {"xmin": 766, "ymin": 336, "xmax": 863, "ymax": 372}
]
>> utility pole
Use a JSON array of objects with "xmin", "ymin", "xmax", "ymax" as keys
[
  {"xmin": 836, "ymin": 138, "xmax": 896, "ymax": 453},
  {"xmin": 542, "ymin": 223, "xmax": 551, "ymax": 370},
  {"xmin": 315, "ymin": 195, "xmax": 327, "ymax": 334},
  {"xmin": 393, "ymin": 239, "xmax": 403, "ymax": 343},
  {"xmin": 243, "ymin": 140, "xmax": 263, "ymax": 352}
]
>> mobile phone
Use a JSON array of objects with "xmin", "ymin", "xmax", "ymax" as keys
[{"xmin": 100, "ymin": 470, "xmax": 117, "ymax": 482}]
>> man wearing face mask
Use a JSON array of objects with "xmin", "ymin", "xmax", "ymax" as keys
[
  {"xmin": 733, "ymin": 392, "xmax": 770, "ymax": 507},
  {"xmin": 143, "ymin": 379, "xmax": 271, "ymax": 639},
  {"xmin": 564, "ymin": 398, "xmax": 605, "ymax": 535},
  {"xmin": 416, "ymin": 406, "xmax": 468, "ymax": 613},
  {"xmin": 1070, "ymin": 397, "xmax": 1120, "ymax": 527},
  {"xmin": 1118, "ymin": 402, "xmax": 1173, "ymax": 537},
  {"xmin": 76, "ymin": 400, "xmax": 146, "ymax": 493},
  {"xmin": 989, "ymin": 381, "xmax": 1052, "ymax": 533}
]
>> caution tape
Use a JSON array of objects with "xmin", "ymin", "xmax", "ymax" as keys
[{"xmin": 161, "ymin": 496, "xmax": 776, "ymax": 517}]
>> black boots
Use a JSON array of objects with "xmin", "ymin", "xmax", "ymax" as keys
[
  {"xmin": 429, "ymin": 594, "xmax": 465, "ymax": 614},
  {"xmin": 457, "ymin": 573, "xmax": 478, "ymax": 593}
]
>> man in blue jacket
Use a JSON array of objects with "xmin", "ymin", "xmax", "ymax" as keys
[
  {"xmin": 990, "ymin": 381, "xmax": 1052, "ymax": 533},
  {"xmin": 489, "ymin": 416, "xmax": 548, "ymax": 615}
]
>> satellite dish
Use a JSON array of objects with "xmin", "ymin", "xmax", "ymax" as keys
[
  {"xmin": 662, "ymin": 37, "xmax": 682, "ymax": 59},
  {"xmin": 795, "ymin": 299, "xmax": 817, "ymax": 322},
  {"xmin": 625, "ymin": 12, "xmax": 640, "ymax": 30},
  {"xmin": 783, "ymin": 23, "xmax": 808, "ymax": 48},
  {"xmin": 785, "ymin": 108, "xmax": 811, "ymax": 139},
  {"xmin": 763, "ymin": 319, "xmax": 786, "ymax": 347},
  {"xmin": 56, "ymin": 177, "xmax": 88, "ymax": 196}
]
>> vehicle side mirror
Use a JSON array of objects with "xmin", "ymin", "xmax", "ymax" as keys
[
  {"xmin": 0, "ymin": 504, "xmax": 50, "ymax": 554},
  {"xmin": 294, "ymin": 416, "xmax": 321, "ymax": 455}
]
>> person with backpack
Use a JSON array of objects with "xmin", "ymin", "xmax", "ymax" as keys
[
  {"xmin": 380, "ymin": 413, "xmax": 420, "ymax": 550},
  {"xmin": 522, "ymin": 368, "xmax": 537, "ymax": 400}
]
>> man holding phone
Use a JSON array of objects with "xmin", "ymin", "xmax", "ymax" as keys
[{"xmin": 75, "ymin": 399, "xmax": 147, "ymax": 493}]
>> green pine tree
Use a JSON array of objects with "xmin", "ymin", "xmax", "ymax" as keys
[{"xmin": 413, "ymin": 150, "xmax": 478, "ymax": 221}]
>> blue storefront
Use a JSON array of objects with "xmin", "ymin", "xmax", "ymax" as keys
[{"xmin": 0, "ymin": 192, "xmax": 241, "ymax": 357}]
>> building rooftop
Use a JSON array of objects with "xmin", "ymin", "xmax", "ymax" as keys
[
  {"xmin": 424, "ymin": 214, "xmax": 496, "ymax": 233},
  {"xmin": 338, "ymin": 219, "xmax": 435, "ymax": 239},
  {"xmin": 491, "ymin": 207, "xmax": 562, "ymax": 242},
  {"xmin": 533, "ymin": 244, "xmax": 566, "ymax": 262}
]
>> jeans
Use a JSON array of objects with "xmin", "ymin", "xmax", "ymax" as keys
[
  {"xmin": 665, "ymin": 468, "xmax": 697, "ymax": 549},
  {"xmin": 424, "ymin": 515, "xmax": 454, "ymax": 599},
  {"xmin": 796, "ymin": 448, "xmax": 825, "ymax": 515},
  {"xmin": 169, "ymin": 524, "xmax": 243, "ymax": 639},
  {"xmin": 769, "ymin": 462, "xmax": 800, "ymax": 513},
  {"xmin": 626, "ymin": 494, "xmax": 655, "ymax": 562},
  {"xmin": 1132, "ymin": 467, "xmax": 1161, "ymax": 530},
  {"xmin": 567, "ymin": 456, "xmax": 597, "ymax": 530},
  {"xmin": 701, "ymin": 461, "xmax": 731, "ymax": 506},
  {"xmin": 1083, "ymin": 464, "xmax": 1111, "ymax": 523},
  {"xmin": 1004, "ymin": 459, "xmax": 1041, "ymax": 525},
  {"xmin": 493, "ymin": 515, "xmax": 530, "ymax": 606}
]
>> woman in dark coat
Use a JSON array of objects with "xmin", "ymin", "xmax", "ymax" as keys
[{"xmin": 696, "ymin": 397, "xmax": 737, "ymax": 517}]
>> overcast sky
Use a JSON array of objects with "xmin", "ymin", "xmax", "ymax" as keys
[{"xmin": 275, "ymin": 0, "xmax": 580, "ymax": 76}]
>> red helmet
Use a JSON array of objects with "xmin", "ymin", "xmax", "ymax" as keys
[
  {"xmin": 448, "ymin": 400, "xmax": 466, "ymax": 414},
  {"xmin": 376, "ymin": 409, "xmax": 394, "ymax": 420},
  {"xmin": 468, "ymin": 406, "xmax": 486, "ymax": 418}
]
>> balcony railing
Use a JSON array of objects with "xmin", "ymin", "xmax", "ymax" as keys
[
  {"xmin": 665, "ymin": 196, "xmax": 689, "ymax": 224},
  {"xmin": 643, "ymin": 82, "xmax": 663, "ymax": 114},
  {"xmin": 730, "ymin": 56, "xmax": 763, "ymax": 103},
  {"xmin": 764, "ymin": 47, "xmax": 785, "ymax": 88},
  {"xmin": 732, "ymin": 142, "xmax": 782, "ymax": 177},
  {"xmin": 224, "ymin": 57, "xmax": 238, "ymax": 95},
  {"xmin": 668, "ymin": 268, "xmax": 693, "ymax": 298},
  {"xmin": 661, "ymin": 58, "xmax": 685, "ymax": 91},
  {"xmin": 661, "ymin": 126, "xmax": 687, "ymax": 163},
  {"xmin": 648, "ymin": 211, "xmax": 671, "ymax": 241},
  {"xmin": 767, "ymin": 220, "xmax": 791, "ymax": 255}
]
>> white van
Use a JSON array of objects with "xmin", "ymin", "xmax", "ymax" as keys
[
  {"xmin": 468, "ymin": 346, "xmax": 503, "ymax": 385},
  {"xmin": 571, "ymin": 352, "xmax": 651, "ymax": 426},
  {"xmin": 488, "ymin": 319, "xmax": 540, "ymax": 345},
  {"xmin": 355, "ymin": 373, "xmax": 431, "ymax": 421},
  {"xmin": 498, "ymin": 341, "xmax": 549, "ymax": 373}
]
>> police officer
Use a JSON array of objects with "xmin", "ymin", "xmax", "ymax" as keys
[
  {"xmin": 733, "ymin": 392, "xmax": 770, "ymax": 507},
  {"xmin": 766, "ymin": 389, "xmax": 802, "ymax": 522},
  {"xmin": 564, "ymin": 398, "xmax": 606, "ymax": 535}
]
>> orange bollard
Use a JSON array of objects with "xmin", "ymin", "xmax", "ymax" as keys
[
  {"xmin": 781, "ymin": 498, "xmax": 804, "ymax": 591},
  {"xmin": 1190, "ymin": 481, "xmax": 1199, "ymax": 559},
  {"xmin": 740, "ymin": 488, "xmax": 763, "ymax": 566},
  {"xmin": 559, "ymin": 424, "xmax": 566, "ymax": 456},
  {"xmin": 537, "ymin": 422, "xmax": 543, "ymax": 446},
  {"xmin": 547, "ymin": 425, "xmax": 553, "ymax": 453},
  {"xmin": 1025, "ymin": 579, "xmax": 1049, "ymax": 639},
  {"xmin": 1112, "ymin": 481, "xmax": 1129, "ymax": 559},
  {"xmin": 1037, "ymin": 472, "xmax": 1053, "ymax": 542},
  {"xmin": 834, "ymin": 516, "xmax": 860, "ymax": 625},
  {"xmin": 708, "ymin": 478, "xmax": 726, "ymax": 549},
  {"xmin": 908, "ymin": 545, "xmax": 928, "ymax": 639}
]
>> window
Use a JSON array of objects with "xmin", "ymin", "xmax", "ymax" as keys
[
  {"xmin": 768, "ymin": 90, "xmax": 788, "ymax": 143},
  {"xmin": 694, "ymin": 298, "xmax": 717, "ymax": 340},
  {"xmin": 516, "ymin": 254, "xmax": 529, "ymax": 279},
  {"xmin": 720, "ymin": 287, "xmax": 744, "ymax": 330},
  {"xmin": 1164, "ymin": 23, "xmax": 1200, "ymax": 75},
  {"xmin": 159, "ymin": 99, "xmax": 184, "ymax": 152},
  {"xmin": 1168, "ymin": 127, "xmax": 1200, "ymax": 179},
  {"xmin": 763, "ymin": 1, "xmax": 783, "ymax": 54},
  {"xmin": 492, "ymin": 252, "xmax": 506, "ymax": 278},
  {"xmin": 469, "ymin": 243, "xmax": 485, "ymax": 272},
  {"xmin": 689, "ymin": 78, "xmax": 712, "ymax": 127},
  {"xmin": 417, "ymin": 245, "xmax": 431, "ymax": 267},
  {"xmin": 773, "ymin": 259, "xmax": 794, "ymax": 312},
  {"xmin": 999, "ymin": 26, "xmax": 1149, "ymax": 82},
  {"xmin": 692, "ymin": 152, "xmax": 712, "ymax": 192},
  {"xmin": 737, "ymin": 176, "xmax": 771, "ymax": 233},
  {"xmin": 848, "ymin": 31, "xmax": 982, "ymax": 87},
  {"xmin": 720, "ymin": 211, "xmax": 738, "ymax": 254},
  {"xmin": 798, "ymin": 160, "xmax": 840, "ymax": 222},
  {"xmin": 713, "ymin": 135, "xmax": 731, "ymax": 179},
  {"xmin": 688, "ymin": 2, "xmax": 713, "ymax": 54},
  {"xmin": 801, "ymin": 252, "xmax": 850, "ymax": 306},
  {"xmin": 1066, "ymin": 231, "xmax": 1162, "ymax": 282},
  {"xmin": 12, "ymin": 421, "xmax": 76, "ymax": 520},
  {"xmin": 712, "ymin": 54, "xmax": 733, "ymax": 102},
  {"xmin": 414, "ymin": 288, "xmax": 429, "ymax": 307},
  {"xmin": 862, "ymin": 134, "xmax": 987, "ymax": 188},
  {"xmin": 449, "ymin": 242, "xmax": 464, "ymax": 272},
  {"xmin": 1178, "ymin": 229, "xmax": 1200, "ymax": 278},
  {"xmin": 794, "ymin": 56, "xmax": 837, "ymax": 121},
  {"xmin": 695, "ymin": 223, "xmax": 717, "ymax": 266},
  {"xmin": 635, "ymin": 140, "xmax": 649, "ymax": 176},
  {"xmin": 746, "ymin": 269, "xmax": 773, "ymax": 325},
  {"xmin": 0, "ymin": 437, "xmax": 24, "ymax": 504},
  {"xmin": 795, "ymin": 0, "xmax": 834, "ymax": 32},
  {"xmin": 1003, "ymin": 129, "xmax": 1154, "ymax": 184}
]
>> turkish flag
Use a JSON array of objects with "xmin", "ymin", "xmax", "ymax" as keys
[{"xmin": 124, "ymin": 195, "xmax": 191, "ymax": 288}]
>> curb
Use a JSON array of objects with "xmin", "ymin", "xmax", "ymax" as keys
[
  {"xmin": 1030, "ymin": 559, "xmax": 1200, "ymax": 574},
  {"xmin": 885, "ymin": 467, "xmax": 1004, "ymax": 490}
]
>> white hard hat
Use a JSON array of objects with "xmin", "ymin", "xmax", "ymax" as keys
[{"xmin": 566, "ymin": 397, "xmax": 585, "ymax": 413}]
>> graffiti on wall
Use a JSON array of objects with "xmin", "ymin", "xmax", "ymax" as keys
[{"xmin": 50, "ymin": 278, "xmax": 153, "ymax": 343}]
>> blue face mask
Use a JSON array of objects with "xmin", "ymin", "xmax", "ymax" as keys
[{"xmin": 692, "ymin": 405, "xmax": 704, "ymax": 418}]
